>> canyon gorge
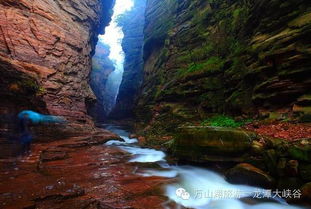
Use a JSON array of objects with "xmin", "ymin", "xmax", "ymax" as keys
[{"xmin": 0, "ymin": 0, "xmax": 311, "ymax": 209}]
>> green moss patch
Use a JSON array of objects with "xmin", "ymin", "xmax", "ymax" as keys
[
  {"xmin": 201, "ymin": 115, "xmax": 252, "ymax": 128},
  {"xmin": 178, "ymin": 56, "xmax": 225, "ymax": 77}
]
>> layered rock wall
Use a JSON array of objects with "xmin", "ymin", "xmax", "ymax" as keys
[
  {"xmin": 0, "ymin": 0, "xmax": 114, "ymax": 130},
  {"xmin": 89, "ymin": 42, "xmax": 115, "ymax": 122},
  {"xmin": 136, "ymin": 0, "xmax": 311, "ymax": 129}
]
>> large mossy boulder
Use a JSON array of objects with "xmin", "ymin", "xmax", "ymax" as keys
[{"xmin": 172, "ymin": 126, "xmax": 256, "ymax": 162}]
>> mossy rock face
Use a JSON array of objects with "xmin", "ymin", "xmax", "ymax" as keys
[
  {"xmin": 288, "ymin": 139, "xmax": 311, "ymax": 162},
  {"xmin": 172, "ymin": 126, "xmax": 256, "ymax": 162},
  {"xmin": 294, "ymin": 94, "xmax": 311, "ymax": 122},
  {"xmin": 136, "ymin": 0, "xmax": 311, "ymax": 128},
  {"xmin": 265, "ymin": 137, "xmax": 286, "ymax": 149}
]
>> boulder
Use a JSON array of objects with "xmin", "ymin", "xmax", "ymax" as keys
[
  {"xmin": 301, "ymin": 182, "xmax": 311, "ymax": 201},
  {"xmin": 251, "ymin": 141, "xmax": 265, "ymax": 154},
  {"xmin": 172, "ymin": 126, "xmax": 255, "ymax": 162},
  {"xmin": 129, "ymin": 134, "xmax": 138, "ymax": 139},
  {"xmin": 226, "ymin": 163, "xmax": 275, "ymax": 188},
  {"xmin": 277, "ymin": 158, "xmax": 300, "ymax": 177},
  {"xmin": 138, "ymin": 136, "xmax": 146, "ymax": 145},
  {"xmin": 288, "ymin": 139, "xmax": 311, "ymax": 162}
]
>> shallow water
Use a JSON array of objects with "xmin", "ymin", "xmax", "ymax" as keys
[{"xmin": 104, "ymin": 124, "xmax": 307, "ymax": 209}]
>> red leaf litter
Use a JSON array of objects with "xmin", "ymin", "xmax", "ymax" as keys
[{"xmin": 245, "ymin": 122, "xmax": 311, "ymax": 141}]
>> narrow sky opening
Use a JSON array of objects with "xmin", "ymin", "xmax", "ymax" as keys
[
  {"xmin": 98, "ymin": 0, "xmax": 134, "ymax": 115},
  {"xmin": 99, "ymin": 0, "xmax": 134, "ymax": 62}
]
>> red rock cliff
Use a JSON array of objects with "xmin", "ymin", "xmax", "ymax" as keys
[{"xmin": 0, "ymin": 0, "xmax": 114, "ymax": 130}]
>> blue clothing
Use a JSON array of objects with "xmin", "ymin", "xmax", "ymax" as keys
[
  {"xmin": 18, "ymin": 110, "xmax": 66, "ymax": 124},
  {"xmin": 20, "ymin": 132, "xmax": 32, "ymax": 144}
]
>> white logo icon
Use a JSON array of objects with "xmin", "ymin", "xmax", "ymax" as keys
[{"xmin": 176, "ymin": 187, "xmax": 190, "ymax": 200}]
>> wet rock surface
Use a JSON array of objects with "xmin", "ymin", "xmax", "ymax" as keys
[
  {"xmin": 172, "ymin": 126, "xmax": 255, "ymax": 162},
  {"xmin": 0, "ymin": 133, "xmax": 168, "ymax": 209},
  {"xmin": 170, "ymin": 125, "xmax": 311, "ymax": 200},
  {"xmin": 226, "ymin": 163, "xmax": 275, "ymax": 188}
]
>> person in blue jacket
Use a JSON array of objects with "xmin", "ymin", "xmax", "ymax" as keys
[
  {"xmin": 17, "ymin": 110, "xmax": 66, "ymax": 155},
  {"xmin": 18, "ymin": 113, "xmax": 33, "ymax": 155}
]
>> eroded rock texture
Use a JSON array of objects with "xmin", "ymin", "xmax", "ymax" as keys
[
  {"xmin": 136, "ymin": 0, "xmax": 311, "ymax": 130},
  {"xmin": 89, "ymin": 42, "xmax": 115, "ymax": 122},
  {"xmin": 0, "ymin": 0, "xmax": 114, "ymax": 131},
  {"xmin": 0, "ymin": 133, "xmax": 168, "ymax": 209}
]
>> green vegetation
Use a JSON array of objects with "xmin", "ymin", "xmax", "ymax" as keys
[
  {"xmin": 17, "ymin": 79, "xmax": 39, "ymax": 93},
  {"xmin": 13, "ymin": 79, "xmax": 47, "ymax": 96},
  {"xmin": 232, "ymin": 7, "xmax": 249, "ymax": 31},
  {"xmin": 156, "ymin": 47, "xmax": 170, "ymax": 68},
  {"xmin": 37, "ymin": 86, "xmax": 46, "ymax": 96},
  {"xmin": 139, "ymin": 0, "xmax": 311, "ymax": 143},
  {"xmin": 178, "ymin": 56, "xmax": 224, "ymax": 76},
  {"xmin": 201, "ymin": 115, "xmax": 252, "ymax": 128},
  {"xmin": 192, "ymin": 6, "xmax": 212, "ymax": 25}
]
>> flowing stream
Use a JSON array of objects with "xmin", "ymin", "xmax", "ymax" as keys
[{"xmin": 103, "ymin": 124, "xmax": 306, "ymax": 209}]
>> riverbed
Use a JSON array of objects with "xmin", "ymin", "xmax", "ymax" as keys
[{"xmin": 103, "ymin": 124, "xmax": 308, "ymax": 209}]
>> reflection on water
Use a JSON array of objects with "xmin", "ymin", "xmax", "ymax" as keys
[{"xmin": 104, "ymin": 124, "xmax": 307, "ymax": 209}]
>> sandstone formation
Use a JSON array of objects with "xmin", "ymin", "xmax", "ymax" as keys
[
  {"xmin": 0, "ymin": 133, "xmax": 168, "ymax": 209},
  {"xmin": 0, "ymin": 0, "xmax": 114, "ymax": 131}
]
